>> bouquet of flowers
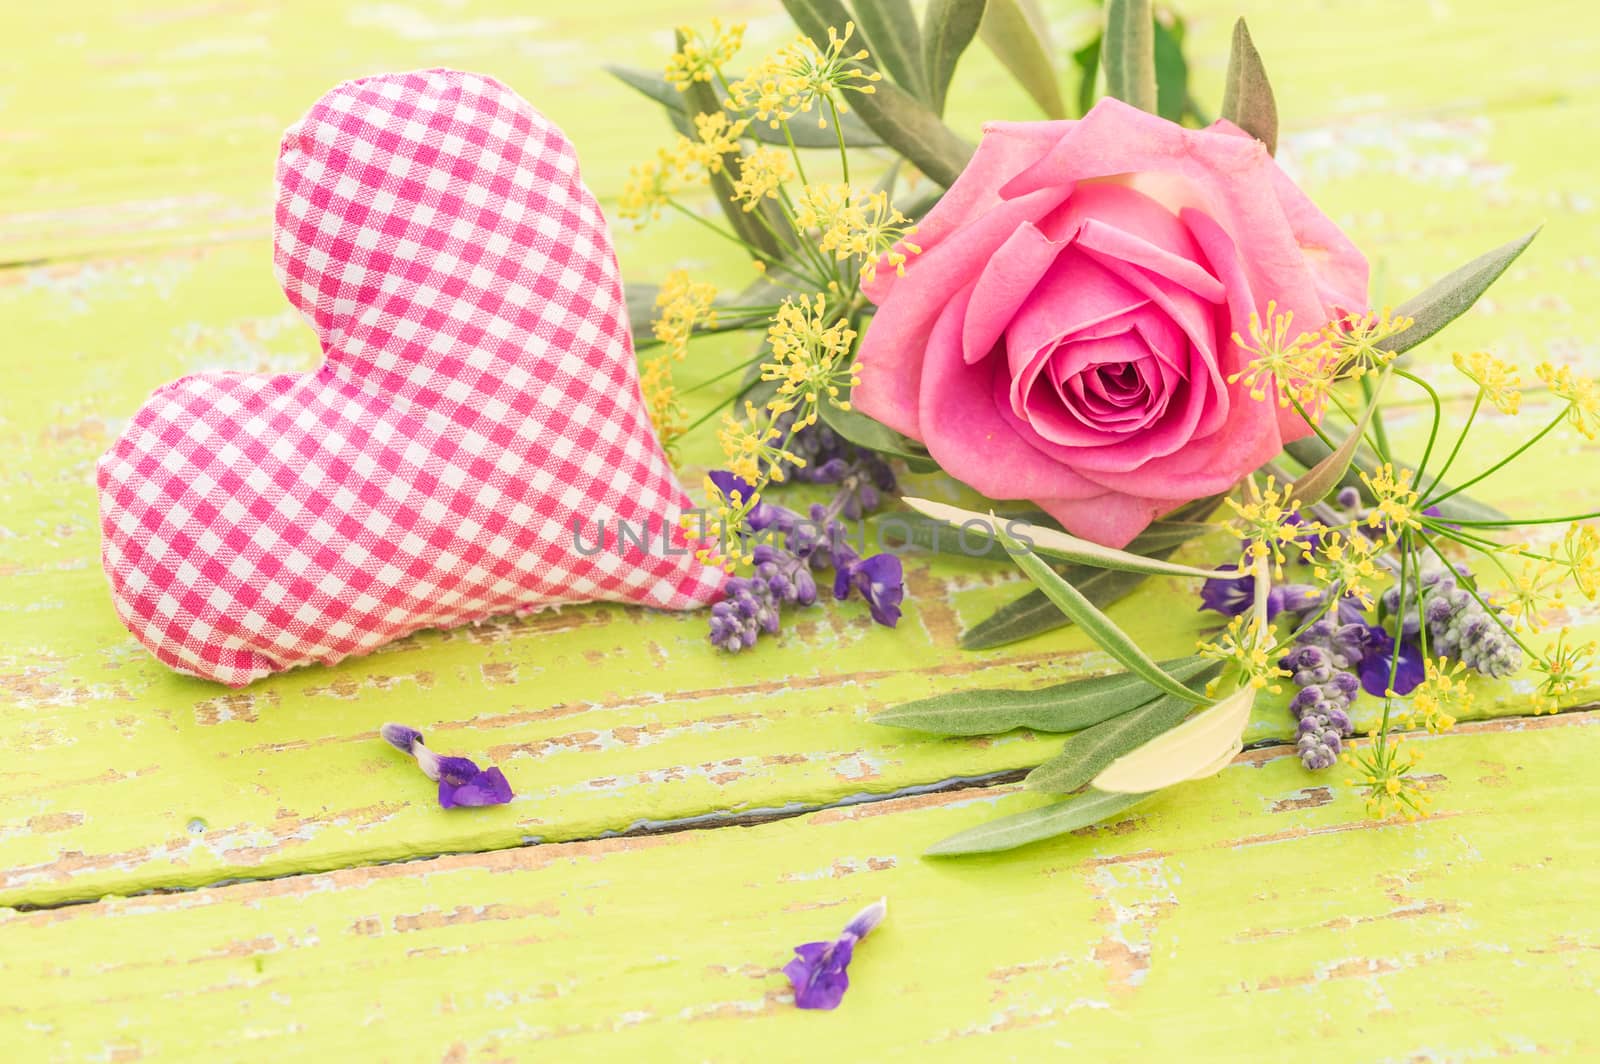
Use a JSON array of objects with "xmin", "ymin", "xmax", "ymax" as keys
[{"xmin": 614, "ymin": 0, "xmax": 1597, "ymax": 854}]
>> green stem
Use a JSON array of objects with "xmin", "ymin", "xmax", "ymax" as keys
[
  {"xmin": 679, "ymin": 349, "xmax": 771, "ymax": 396},
  {"xmin": 828, "ymin": 96, "xmax": 849, "ymax": 183},
  {"xmin": 1394, "ymin": 369, "xmax": 1442, "ymax": 484},
  {"xmin": 1362, "ymin": 372, "xmax": 1393, "ymax": 459},
  {"xmin": 1423, "ymin": 391, "xmax": 1482, "ymax": 499},
  {"xmin": 781, "ymin": 120, "xmax": 809, "ymax": 186},
  {"xmin": 1423, "ymin": 409, "xmax": 1565, "ymax": 509},
  {"xmin": 1425, "ymin": 511, "xmax": 1600, "ymax": 529}
]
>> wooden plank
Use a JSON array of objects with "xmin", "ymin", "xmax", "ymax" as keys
[
  {"xmin": 3, "ymin": 713, "xmax": 1597, "ymax": 1059},
  {"xmin": 5, "ymin": 7, "xmax": 1600, "ymax": 906}
]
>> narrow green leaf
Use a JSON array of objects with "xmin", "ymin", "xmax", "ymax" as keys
[
  {"xmin": 995, "ymin": 523, "xmax": 1207, "ymax": 704},
  {"xmin": 925, "ymin": 790, "xmax": 1148, "ymax": 855},
  {"xmin": 877, "ymin": 509, "xmax": 1048, "ymax": 562},
  {"xmin": 904, "ymin": 498, "xmax": 1234, "ymax": 579},
  {"xmin": 781, "ymin": 0, "xmax": 860, "ymax": 51},
  {"xmin": 979, "ymin": 0, "xmax": 1067, "ymax": 119},
  {"xmin": 1103, "ymin": 0, "xmax": 1157, "ymax": 113},
  {"xmin": 853, "ymin": 0, "xmax": 930, "ymax": 102},
  {"xmin": 819, "ymin": 400, "xmax": 941, "ymax": 472},
  {"xmin": 959, "ymin": 496, "xmax": 1223, "ymax": 649},
  {"xmin": 1219, "ymin": 18, "xmax": 1277, "ymax": 153},
  {"xmin": 923, "ymin": 0, "xmax": 988, "ymax": 115},
  {"xmin": 1071, "ymin": 35, "xmax": 1101, "ymax": 117},
  {"xmin": 1025, "ymin": 689, "xmax": 1198, "ymax": 793},
  {"xmin": 873, "ymin": 656, "xmax": 1215, "ymax": 735},
  {"xmin": 849, "ymin": 78, "xmax": 976, "ymax": 187},
  {"xmin": 1151, "ymin": 15, "xmax": 1189, "ymax": 124},
  {"xmin": 1093, "ymin": 684, "xmax": 1253, "ymax": 793},
  {"xmin": 1287, "ymin": 376, "xmax": 1384, "ymax": 505},
  {"xmin": 605, "ymin": 65, "xmax": 881, "ymax": 149},
  {"xmin": 1283, "ymin": 436, "xmax": 1511, "ymax": 524},
  {"xmin": 1384, "ymin": 228, "xmax": 1541, "ymax": 356}
]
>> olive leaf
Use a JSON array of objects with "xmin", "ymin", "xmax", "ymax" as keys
[
  {"xmin": 1283, "ymin": 436, "xmax": 1510, "ymax": 524},
  {"xmin": 924, "ymin": 789, "xmax": 1148, "ymax": 856},
  {"xmin": 960, "ymin": 495, "xmax": 1225, "ymax": 649},
  {"xmin": 923, "ymin": 0, "xmax": 989, "ymax": 115},
  {"xmin": 1287, "ymin": 371, "xmax": 1387, "ymax": 505},
  {"xmin": 1383, "ymin": 228, "xmax": 1541, "ymax": 357},
  {"xmin": 995, "ymin": 522, "xmax": 1209, "ymax": 704},
  {"xmin": 876, "ymin": 509, "xmax": 1052, "ymax": 563},
  {"xmin": 904, "ymin": 497, "xmax": 1235, "ymax": 579},
  {"xmin": 853, "ymin": 0, "xmax": 930, "ymax": 102},
  {"xmin": 1091, "ymin": 684, "xmax": 1255, "ymax": 793},
  {"xmin": 1220, "ymin": 18, "xmax": 1277, "ymax": 153},
  {"xmin": 819, "ymin": 399, "xmax": 941, "ymax": 471},
  {"xmin": 872, "ymin": 655, "xmax": 1215, "ymax": 735},
  {"xmin": 979, "ymin": 0, "xmax": 1067, "ymax": 119},
  {"xmin": 1103, "ymin": 0, "xmax": 1158, "ymax": 114},
  {"xmin": 1025, "ymin": 683, "xmax": 1212, "ymax": 794}
]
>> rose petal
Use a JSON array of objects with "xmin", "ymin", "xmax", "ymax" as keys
[
  {"xmin": 916, "ymin": 284, "xmax": 1104, "ymax": 502},
  {"xmin": 1033, "ymin": 491, "xmax": 1186, "ymax": 549},
  {"xmin": 961, "ymin": 221, "xmax": 1068, "ymax": 366}
]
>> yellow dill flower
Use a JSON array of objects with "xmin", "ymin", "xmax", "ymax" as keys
[
  {"xmin": 686, "ymin": 472, "xmax": 759, "ymax": 572},
  {"xmin": 729, "ymin": 146, "xmax": 794, "ymax": 212},
  {"xmin": 1228, "ymin": 301, "xmax": 1336, "ymax": 411},
  {"xmin": 1529, "ymin": 628, "xmax": 1596, "ymax": 714},
  {"xmin": 821, "ymin": 189, "xmax": 921, "ymax": 284},
  {"xmin": 761, "ymin": 294, "xmax": 859, "ymax": 422},
  {"xmin": 664, "ymin": 19, "xmax": 746, "ymax": 90},
  {"xmin": 676, "ymin": 111, "xmax": 750, "ymax": 175},
  {"xmin": 1311, "ymin": 529, "xmax": 1383, "ymax": 609},
  {"xmin": 1198, "ymin": 615, "xmax": 1289, "ymax": 694},
  {"xmin": 1558, "ymin": 524, "xmax": 1600, "ymax": 601},
  {"xmin": 1535, "ymin": 361, "xmax": 1600, "ymax": 440},
  {"xmin": 1225, "ymin": 476, "xmax": 1314, "ymax": 578},
  {"xmin": 1452, "ymin": 351, "xmax": 1522, "ymax": 415},
  {"xmin": 1503, "ymin": 547, "xmax": 1563, "ymax": 632},
  {"xmin": 727, "ymin": 23, "xmax": 882, "ymax": 129},
  {"xmin": 652, "ymin": 270, "xmax": 718, "ymax": 360},
  {"xmin": 1359, "ymin": 463, "xmax": 1422, "ymax": 537},
  {"xmin": 639, "ymin": 355, "xmax": 686, "ymax": 462},
  {"xmin": 1346, "ymin": 738, "xmax": 1432, "ymax": 820},
  {"xmin": 1400, "ymin": 658, "xmax": 1471, "ymax": 732},
  {"xmin": 717, "ymin": 400, "xmax": 804, "ymax": 485},
  {"xmin": 618, "ymin": 148, "xmax": 678, "ymax": 224},
  {"xmin": 1322, "ymin": 307, "xmax": 1414, "ymax": 381}
]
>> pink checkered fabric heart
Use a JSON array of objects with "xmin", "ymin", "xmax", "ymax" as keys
[{"xmin": 98, "ymin": 69, "xmax": 725, "ymax": 687}]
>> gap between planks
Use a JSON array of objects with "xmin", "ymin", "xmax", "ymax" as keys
[{"xmin": 10, "ymin": 704, "xmax": 1593, "ymax": 916}]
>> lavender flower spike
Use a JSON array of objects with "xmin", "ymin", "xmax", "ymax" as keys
[
  {"xmin": 783, "ymin": 898, "xmax": 888, "ymax": 1010},
  {"xmin": 379, "ymin": 723, "xmax": 513, "ymax": 809}
]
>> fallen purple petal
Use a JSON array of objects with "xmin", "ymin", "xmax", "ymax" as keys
[
  {"xmin": 379, "ymin": 723, "xmax": 514, "ymax": 810},
  {"xmin": 782, "ymin": 898, "xmax": 886, "ymax": 1010}
]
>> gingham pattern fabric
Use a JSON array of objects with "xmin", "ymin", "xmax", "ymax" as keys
[{"xmin": 97, "ymin": 69, "xmax": 725, "ymax": 687}]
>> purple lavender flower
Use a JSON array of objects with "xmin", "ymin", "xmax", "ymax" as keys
[
  {"xmin": 782, "ymin": 899, "xmax": 887, "ymax": 1010},
  {"xmin": 1358, "ymin": 625, "xmax": 1426, "ymax": 697},
  {"xmin": 834, "ymin": 553, "xmax": 905, "ymax": 627},
  {"xmin": 1280, "ymin": 620, "xmax": 1369, "ymax": 769},
  {"xmin": 380, "ymin": 723, "xmax": 513, "ymax": 809},
  {"xmin": 1199, "ymin": 566, "xmax": 1254, "ymax": 617},
  {"xmin": 1199, "ymin": 567, "xmax": 1318, "ymax": 620}
]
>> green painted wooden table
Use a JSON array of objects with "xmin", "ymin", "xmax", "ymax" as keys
[{"xmin": 3, "ymin": 1, "xmax": 1598, "ymax": 1059}]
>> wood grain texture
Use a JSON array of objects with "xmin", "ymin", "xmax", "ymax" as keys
[
  {"xmin": 2, "ymin": 0, "xmax": 1600, "ymax": 913},
  {"xmin": 3, "ymin": 713, "xmax": 1597, "ymax": 1061},
  {"xmin": 1, "ymin": 11, "xmax": 1599, "ymax": 1062}
]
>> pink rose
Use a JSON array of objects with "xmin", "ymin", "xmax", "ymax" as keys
[{"xmin": 854, "ymin": 98, "xmax": 1368, "ymax": 547}]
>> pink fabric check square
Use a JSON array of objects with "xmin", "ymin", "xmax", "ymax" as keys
[{"xmin": 97, "ymin": 69, "xmax": 725, "ymax": 686}]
